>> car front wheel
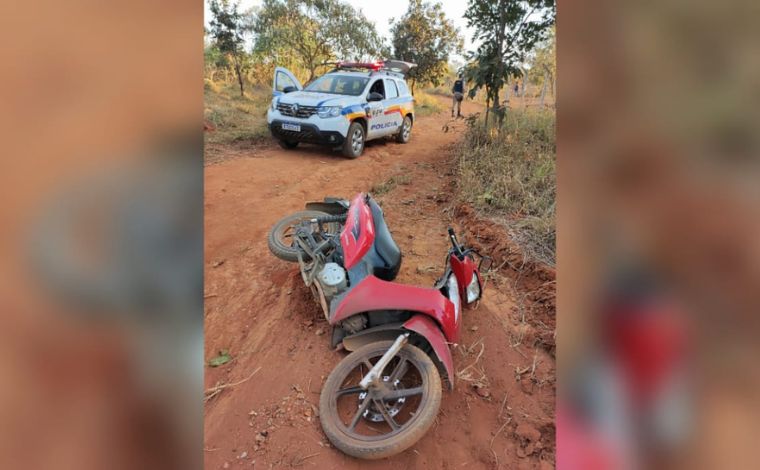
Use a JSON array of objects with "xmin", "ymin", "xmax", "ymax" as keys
[{"xmin": 342, "ymin": 121, "xmax": 365, "ymax": 158}]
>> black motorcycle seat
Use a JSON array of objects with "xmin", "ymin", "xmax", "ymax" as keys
[{"xmin": 367, "ymin": 198, "xmax": 402, "ymax": 281}]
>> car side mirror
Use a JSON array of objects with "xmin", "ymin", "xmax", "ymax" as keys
[
  {"xmin": 283, "ymin": 86, "xmax": 297, "ymax": 93},
  {"xmin": 367, "ymin": 92, "xmax": 384, "ymax": 102}
]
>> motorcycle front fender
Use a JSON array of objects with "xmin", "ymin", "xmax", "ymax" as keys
[
  {"xmin": 404, "ymin": 315, "xmax": 455, "ymax": 390},
  {"xmin": 330, "ymin": 275, "xmax": 460, "ymax": 343}
]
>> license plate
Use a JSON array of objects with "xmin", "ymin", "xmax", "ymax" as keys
[{"xmin": 281, "ymin": 122, "xmax": 301, "ymax": 132}]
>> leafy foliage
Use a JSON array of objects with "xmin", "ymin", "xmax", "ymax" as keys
[
  {"xmin": 389, "ymin": 0, "xmax": 463, "ymax": 94},
  {"xmin": 252, "ymin": 0, "xmax": 386, "ymax": 82},
  {"xmin": 526, "ymin": 26, "xmax": 555, "ymax": 101},
  {"xmin": 208, "ymin": 0, "xmax": 250, "ymax": 96},
  {"xmin": 463, "ymin": 0, "xmax": 555, "ymax": 124}
]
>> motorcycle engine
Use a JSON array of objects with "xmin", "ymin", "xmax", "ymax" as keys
[{"xmin": 317, "ymin": 262, "xmax": 347, "ymax": 301}]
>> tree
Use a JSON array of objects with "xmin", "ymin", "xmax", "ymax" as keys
[
  {"xmin": 464, "ymin": 0, "xmax": 555, "ymax": 125},
  {"xmin": 528, "ymin": 26, "xmax": 556, "ymax": 107},
  {"xmin": 389, "ymin": 0, "xmax": 463, "ymax": 95},
  {"xmin": 208, "ymin": 0, "xmax": 249, "ymax": 96},
  {"xmin": 252, "ymin": 0, "xmax": 385, "ymax": 83}
]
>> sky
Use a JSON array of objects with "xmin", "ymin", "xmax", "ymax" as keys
[{"xmin": 204, "ymin": 0, "xmax": 477, "ymax": 64}]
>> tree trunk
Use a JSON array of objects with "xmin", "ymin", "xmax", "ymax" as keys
[
  {"xmin": 484, "ymin": 95, "xmax": 490, "ymax": 127},
  {"xmin": 539, "ymin": 70, "xmax": 548, "ymax": 108},
  {"xmin": 551, "ymin": 73, "xmax": 556, "ymax": 99},
  {"xmin": 411, "ymin": 78, "xmax": 416, "ymax": 95},
  {"xmin": 232, "ymin": 53, "xmax": 244, "ymax": 97},
  {"xmin": 494, "ymin": 88, "xmax": 505, "ymax": 128}
]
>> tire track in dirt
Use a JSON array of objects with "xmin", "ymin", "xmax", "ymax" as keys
[{"xmin": 204, "ymin": 97, "xmax": 555, "ymax": 469}]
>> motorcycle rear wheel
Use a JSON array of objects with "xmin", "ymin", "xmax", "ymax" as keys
[
  {"xmin": 267, "ymin": 210, "xmax": 338, "ymax": 262},
  {"xmin": 319, "ymin": 340, "xmax": 442, "ymax": 459}
]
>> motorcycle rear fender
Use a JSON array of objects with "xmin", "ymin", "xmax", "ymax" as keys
[{"xmin": 305, "ymin": 197, "xmax": 350, "ymax": 215}]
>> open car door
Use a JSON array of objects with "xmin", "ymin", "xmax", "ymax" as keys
[
  {"xmin": 273, "ymin": 66, "xmax": 302, "ymax": 97},
  {"xmin": 383, "ymin": 60, "xmax": 417, "ymax": 76}
]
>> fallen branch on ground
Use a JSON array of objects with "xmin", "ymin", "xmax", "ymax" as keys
[{"xmin": 204, "ymin": 366, "xmax": 261, "ymax": 402}]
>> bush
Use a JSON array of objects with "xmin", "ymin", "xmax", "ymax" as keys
[{"xmin": 455, "ymin": 109, "xmax": 556, "ymax": 265}]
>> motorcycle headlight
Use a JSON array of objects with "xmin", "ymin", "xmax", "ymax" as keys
[
  {"xmin": 317, "ymin": 106, "xmax": 341, "ymax": 118},
  {"xmin": 447, "ymin": 274, "xmax": 461, "ymax": 322},
  {"xmin": 466, "ymin": 273, "xmax": 481, "ymax": 303}
]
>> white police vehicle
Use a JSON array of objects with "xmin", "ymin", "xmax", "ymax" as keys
[{"xmin": 267, "ymin": 60, "xmax": 416, "ymax": 158}]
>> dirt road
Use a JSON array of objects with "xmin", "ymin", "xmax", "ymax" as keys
[{"xmin": 204, "ymin": 96, "xmax": 555, "ymax": 469}]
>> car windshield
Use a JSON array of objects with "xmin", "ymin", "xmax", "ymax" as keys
[{"xmin": 304, "ymin": 74, "xmax": 369, "ymax": 96}]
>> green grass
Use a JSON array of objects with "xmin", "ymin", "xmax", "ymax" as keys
[
  {"xmin": 454, "ymin": 109, "xmax": 556, "ymax": 265},
  {"xmin": 204, "ymin": 80, "xmax": 271, "ymax": 147}
]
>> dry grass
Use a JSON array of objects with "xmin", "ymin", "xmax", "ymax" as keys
[
  {"xmin": 456, "ymin": 337, "xmax": 489, "ymax": 388},
  {"xmin": 370, "ymin": 174, "xmax": 413, "ymax": 196},
  {"xmin": 204, "ymin": 80, "xmax": 271, "ymax": 147},
  {"xmin": 413, "ymin": 91, "xmax": 444, "ymax": 116},
  {"xmin": 454, "ymin": 109, "xmax": 556, "ymax": 265}
]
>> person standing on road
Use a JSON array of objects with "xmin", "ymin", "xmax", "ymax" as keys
[{"xmin": 452, "ymin": 75, "xmax": 465, "ymax": 118}]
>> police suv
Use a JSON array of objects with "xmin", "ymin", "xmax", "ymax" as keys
[{"xmin": 267, "ymin": 60, "xmax": 416, "ymax": 158}]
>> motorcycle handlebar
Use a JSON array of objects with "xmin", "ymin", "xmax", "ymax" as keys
[
  {"xmin": 447, "ymin": 227, "xmax": 464, "ymax": 256},
  {"xmin": 316, "ymin": 214, "xmax": 348, "ymax": 224}
]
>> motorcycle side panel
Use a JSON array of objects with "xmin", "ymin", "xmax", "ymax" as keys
[
  {"xmin": 330, "ymin": 275, "xmax": 460, "ymax": 343},
  {"xmin": 403, "ymin": 315, "xmax": 455, "ymax": 390},
  {"xmin": 340, "ymin": 193, "xmax": 375, "ymax": 270}
]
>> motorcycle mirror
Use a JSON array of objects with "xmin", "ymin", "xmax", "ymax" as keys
[{"xmin": 479, "ymin": 256, "xmax": 493, "ymax": 273}]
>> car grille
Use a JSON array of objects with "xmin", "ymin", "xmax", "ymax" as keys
[
  {"xmin": 276, "ymin": 103, "xmax": 318, "ymax": 118},
  {"xmin": 275, "ymin": 126, "xmax": 318, "ymax": 141}
]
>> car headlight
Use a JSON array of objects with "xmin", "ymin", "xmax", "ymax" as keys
[
  {"xmin": 466, "ymin": 273, "xmax": 481, "ymax": 303},
  {"xmin": 317, "ymin": 106, "xmax": 341, "ymax": 118},
  {"xmin": 270, "ymin": 99, "xmax": 276, "ymax": 111}
]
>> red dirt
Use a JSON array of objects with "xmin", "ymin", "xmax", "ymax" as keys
[{"xmin": 204, "ymin": 97, "xmax": 555, "ymax": 469}]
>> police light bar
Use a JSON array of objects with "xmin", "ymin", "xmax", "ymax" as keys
[{"xmin": 336, "ymin": 60, "xmax": 384, "ymax": 71}]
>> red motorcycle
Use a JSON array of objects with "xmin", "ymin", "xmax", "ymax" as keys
[{"xmin": 268, "ymin": 193, "xmax": 490, "ymax": 459}]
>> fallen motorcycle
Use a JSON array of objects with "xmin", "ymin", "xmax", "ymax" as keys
[{"xmin": 268, "ymin": 193, "xmax": 490, "ymax": 459}]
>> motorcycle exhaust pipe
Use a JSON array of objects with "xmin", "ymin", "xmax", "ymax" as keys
[{"xmin": 359, "ymin": 333, "xmax": 410, "ymax": 390}]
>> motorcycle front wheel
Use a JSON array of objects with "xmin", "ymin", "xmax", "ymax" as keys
[{"xmin": 319, "ymin": 340, "xmax": 442, "ymax": 459}]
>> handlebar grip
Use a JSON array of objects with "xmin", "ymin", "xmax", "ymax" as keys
[
  {"xmin": 316, "ymin": 214, "xmax": 348, "ymax": 224},
  {"xmin": 447, "ymin": 227, "xmax": 455, "ymax": 236}
]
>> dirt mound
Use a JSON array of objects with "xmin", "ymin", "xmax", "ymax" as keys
[{"xmin": 453, "ymin": 204, "xmax": 556, "ymax": 355}]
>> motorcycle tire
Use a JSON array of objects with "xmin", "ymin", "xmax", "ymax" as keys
[
  {"xmin": 319, "ymin": 340, "xmax": 442, "ymax": 460},
  {"xmin": 267, "ymin": 210, "xmax": 338, "ymax": 262}
]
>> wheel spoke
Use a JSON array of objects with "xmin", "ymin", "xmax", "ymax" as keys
[
  {"xmin": 384, "ymin": 387, "xmax": 424, "ymax": 400},
  {"xmin": 348, "ymin": 397, "xmax": 372, "ymax": 431},
  {"xmin": 373, "ymin": 399, "xmax": 399, "ymax": 431},
  {"xmin": 389, "ymin": 358, "xmax": 408, "ymax": 382},
  {"xmin": 336, "ymin": 386, "xmax": 362, "ymax": 397},
  {"xmin": 363, "ymin": 359, "xmax": 374, "ymax": 371}
]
